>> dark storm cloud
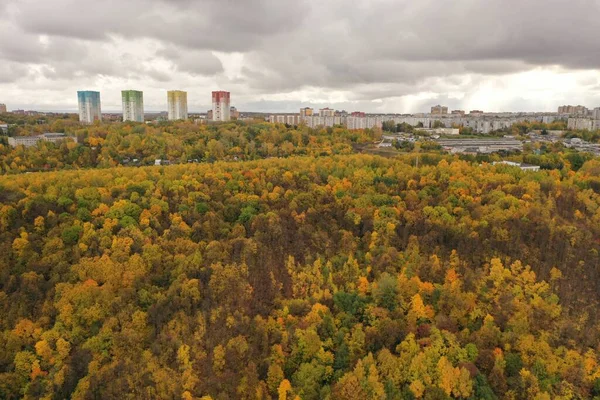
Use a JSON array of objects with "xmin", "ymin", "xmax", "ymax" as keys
[
  {"xmin": 13, "ymin": 0, "xmax": 310, "ymax": 51},
  {"xmin": 2, "ymin": 0, "xmax": 600, "ymax": 110},
  {"xmin": 235, "ymin": 0, "xmax": 600, "ymax": 93}
]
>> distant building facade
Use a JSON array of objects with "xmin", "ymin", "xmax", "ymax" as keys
[
  {"xmin": 567, "ymin": 117, "xmax": 600, "ymax": 131},
  {"xmin": 262, "ymin": 110, "xmax": 563, "ymax": 134},
  {"xmin": 319, "ymin": 107, "xmax": 335, "ymax": 117},
  {"xmin": 212, "ymin": 91, "xmax": 231, "ymax": 121},
  {"xmin": 230, "ymin": 106, "xmax": 240, "ymax": 119},
  {"xmin": 77, "ymin": 91, "xmax": 102, "ymax": 124},
  {"xmin": 431, "ymin": 105, "xmax": 449, "ymax": 115},
  {"xmin": 300, "ymin": 107, "xmax": 314, "ymax": 117},
  {"xmin": 558, "ymin": 105, "xmax": 588, "ymax": 115},
  {"xmin": 8, "ymin": 133, "xmax": 74, "ymax": 148},
  {"xmin": 493, "ymin": 161, "xmax": 540, "ymax": 172},
  {"xmin": 0, "ymin": 104, "xmax": 6, "ymax": 113},
  {"xmin": 268, "ymin": 115, "xmax": 301, "ymax": 125},
  {"xmin": 167, "ymin": 90, "xmax": 188, "ymax": 120},
  {"xmin": 122, "ymin": 90, "xmax": 144, "ymax": 122},
  {"xmin": 451, "ymin": 110, "xmax": 465, "ymax": 116}
]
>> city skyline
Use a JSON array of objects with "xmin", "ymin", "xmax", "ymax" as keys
[
  {"xmin": 2, "ymin": 1, "xmax": 600, "ymax": 114},
  {"xmin": 6, "ymin": 90, "xmax": 600, "ymax": 118}
]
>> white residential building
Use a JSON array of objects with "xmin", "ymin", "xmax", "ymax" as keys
[
  {"xmin": 122, "ymin": 90, "xmax": 144, "ymax": 122},
  {"xmin": 212, "ymin": 91, "xmax": 231, "ymax": 121},
  {"xmin": 77, "ymin": 91, "xmax": 102, "ymax": 124}
]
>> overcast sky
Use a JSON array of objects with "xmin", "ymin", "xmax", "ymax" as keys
[{"xmin": 2, "ymin": 0, "xmax": 600, "ymax": 113}]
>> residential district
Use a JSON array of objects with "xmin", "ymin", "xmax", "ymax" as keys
[{"xmin": 2, "ymin": 93, "xmax": 600, "ymax": 157}]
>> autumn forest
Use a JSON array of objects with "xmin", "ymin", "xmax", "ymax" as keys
[{"xmin": 1, "ymin": 120, "xmax": 600, "ymax": 399}]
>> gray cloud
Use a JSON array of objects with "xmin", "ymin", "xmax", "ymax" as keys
[
  {"xmin": 2, "ymin": 0, "xmax": 600, "ymax": 112},
  {"xmin": 156, "ymin": 47, "xmax": 223, "ymax": 76}
]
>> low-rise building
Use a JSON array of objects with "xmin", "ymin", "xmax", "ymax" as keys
[
  {"xmin": 269, "ymin": 114, "xmax": 301, "ymax": 125},
  {"xmin": 417, "ymin": 128, "xmax": 460, "ymax": 135},
  {"xmin": 437, "ymin": 138, "xmax": 523, "ymax": 154},
  {"xmin": 8, "ymin": 133, "xmax": 74, "ymax": 148},
  {"xmin": 0, "ymin": 104, "xmax": 6, "ymax": 113},
  {"xmin": 493, "ymin": 161, "xmax": 540, "ymax": 171},
  {"xmin": 567, "ymin": 118, "xmax": 600, "ymax": 131}
]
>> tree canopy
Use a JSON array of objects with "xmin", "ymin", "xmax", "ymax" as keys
[{"xmin": 1, "ymin": 153, "xmax": 600, "ymax": 398}]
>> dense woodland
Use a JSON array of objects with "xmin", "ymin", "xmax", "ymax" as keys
[
  {"xmin": 1, "ymin": 153, "xmax": 600, "ymax": 399},
  {"xmin": 0, "ymin": 119, "xmax": 383, "ymax": 174}
]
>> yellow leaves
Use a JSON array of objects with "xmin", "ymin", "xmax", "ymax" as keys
[
  {"xmin": 13, "ymin": 319, "xmax": 42, "ymax": 342},
  {"xmin": 12, "ymin": 231, "xmax": 30, "ymax": 258},
  {"xmin": 409, "ymin": 379, "xmax": 425, "ymax": 398},
  {"xmin": 366, "ymin": 363, "xmax": 386, "ymax": 399},
  {"xmin": 437, "ymin": 357, "xmax": 455, "ymax": 396},
  {"xmin": 92, "ymin": 203, "xmax": 109, "ymax": 217},
  {"xmin": 385, "ymin": 222, "xmax": 396, "ymax": 234},
  {"xmin": 177, "ymin": 344, "xmax": 192, "ymax": 370},
  {"xmin": 267, "ymin": 364, "xmax": 285, "ymax": 394},
  {"xmin": 35, "ymin": 339, "xmax": 53, "ymax": 362},
  {"xmin": 226, "ymin": 335, "xmax": 249, "ymax": 357},
  {"xmin": 429, "ymin": 254, "xmax": 442, "ymax": 276},
  {"xmin": 304, "ymin": 303, "xmax": 330, "ymax": 325},
  {"xmin": 140, "ymin": 209, "xmax": 152, "ymax": 228},
  {"xmin": 584, "ymin": 349, "xmax": 600, "ymax": 381},
  {"xmin": 102, "ymin": 217, "xmax": 118, "ymax": 232},
  {"xmin": 521, "ymin": 193, "xmax": 533, "ymax": 202},
  {"xmin": 111, "ymin": 236, "xmax": 134, "ymax": 262},
  {"xmin": 34, "ymin": 215, "xmax": 45, "ymax": 232},
  {"xmin": 56, "ymin": 338, "xmax": 71, "ymax": 360},
  {"xmin": 549, "ymin": 267, "xmax": 563, "ymax": 282},
  {"xmin": 437, "ymin": 357, "xmax": 473, "ymax": 398},
  {"xmin": 445, "ymin": 268, "xmax": 459, "ymax": 285},
  {"xmin": 278, "ymin": 379, "xmax": 292, "ymax": 400},
  {"xmin": 489, "ymin": 258, "xmax": 509, "ymax": 287},
  {"xmin": 358, "ymin": 277, "xmax": 370, "ymax": 295},
  {"xmin": 409, "ymin": 294, "xmax": 432, "ymax": 321},
  {"xmin": 419, "ymin": 281, "xmax": 435, "ymax": 295},
  {"xmin": 213, "ymin": 345, "xmax": 225, "ymax": 374},
  {"xmin": 483, "ymin": 314, "xmax": 495, "ymax": 326},
  {"xmin": 455, "ymin": 367, "xmax": 473, "ymax": 398}
]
